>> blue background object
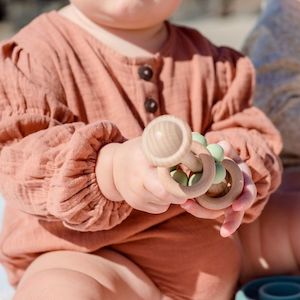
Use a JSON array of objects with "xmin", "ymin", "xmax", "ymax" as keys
[{"xmin": 236, "ymin": 276, "xmax": 300, "ymax": 300}]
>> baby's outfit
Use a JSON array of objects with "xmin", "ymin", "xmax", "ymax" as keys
[{"xmin": 0, "ymin": 11, "xmax": 282, "ymax": 299}]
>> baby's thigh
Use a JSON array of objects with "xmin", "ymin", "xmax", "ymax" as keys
[
  {"xmin": 15, "ymin": 249, "xmax": 161, "ymax": 300},
  {"xmin": 111, "ymin": 212, "xmax": 242, "ymax": 300},
  {"xmin": 239, "ymin": 190, "xmax": 300, "ymax": 283}
]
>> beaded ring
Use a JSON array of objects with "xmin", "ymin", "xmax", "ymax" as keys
[{"xmin": 142, "ymin": 115, "xmax": 244, "ymax": 210}]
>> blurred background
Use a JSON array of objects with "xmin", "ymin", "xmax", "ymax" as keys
[
  {"xmin": 0, "ymin": 1, "xmax": 264, "ymax": 299},
  {"xmin": 0, "ymin": 0, "xmax": 264, "ymax": 48}
]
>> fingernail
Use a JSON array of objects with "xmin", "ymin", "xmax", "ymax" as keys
[
  {"xmin": 232, "ymin": 204, "xmax": 242, "ymax": 211},
  {"xmin": 181, "ymin": 203, "xmax": 189, "ymax": 209},
  {"xmin": 220, "ymin": 227, "xmax": 231, "ymax": 238},
  {"xmin": 232, "ymin": 201, "xmax": 244, "ymax": 211},
  {"xmin": 181, "ymin": 200, "xmax": 192, "ymax": 209}
]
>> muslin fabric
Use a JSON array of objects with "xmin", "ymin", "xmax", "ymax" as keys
[{"xmin": 0, "ymin": 11, "xmax": 282, "ymax": 290}]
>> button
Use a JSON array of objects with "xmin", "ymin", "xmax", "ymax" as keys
[
  {"xmin": 144, "ymin": 98, "xmax": 158, "ymax": 113},
  {"xmin": 138, "ymin": 65, "xmax": 153, "ymax": 81}
]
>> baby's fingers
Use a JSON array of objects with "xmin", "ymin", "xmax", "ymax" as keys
[
  {"xmin": 217, "ymin": 140, "xmax": 242, "ymax": 163},
  {"xmin": 125, "ymin": 188, "xmax": 170, "ymax": 214},
  {"xmin": 232, "ymin": 183, "xmax": 256, "ymax": 212},
  {"xmin": 220, "ymin": 207, "xmax": 244, "ymax": 238},
  {"xmin": 181, "ymin": 199, "xmax": 224, "ymax": 219},
  {"xmin": 143, "ymin": 168, "xmax": 186, "ymax": 205},
  {"xmin": 232, "ymin": 166, "xmax": 257, "ymax": 212},
  {"xmin": 217, "ymin": 140, "xmax": 257, "ymax": 212}
]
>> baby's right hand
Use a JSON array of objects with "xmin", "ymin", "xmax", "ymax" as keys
[{"xmin": 96, "ymin": 137, "xmax": 186, "ymax": 214}]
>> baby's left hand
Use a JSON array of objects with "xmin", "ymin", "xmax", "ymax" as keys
[{"xmin": 181, "ymin": 140, "xmax": 257, "ymax": 238}]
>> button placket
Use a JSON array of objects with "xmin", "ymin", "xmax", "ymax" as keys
[{"xmin": 136, "ymin": 62, "xmax": 161, "ymax": 119}]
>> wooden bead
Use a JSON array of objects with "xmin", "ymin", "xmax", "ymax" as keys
[
  {"xmin": 156, "ymin": 140, "xmax": 215, "ymax": 198},
  {"xmin": 142, "ymin": 115, "xmax": 192, "ymax": 167},
  {"xmin": 195, "ymin": 158, "xmax": 244, "ymax": 210}
]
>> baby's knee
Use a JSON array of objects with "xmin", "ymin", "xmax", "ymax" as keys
[
  {"xmin": 209, "ymin": 233, "xmax": 242, "ymax": 278},
  {"xmin": 14, "ymin": 268, "xmax": 104, "ymax": 300},
  {"xmin": 177, "ymin": 235, "xmax": 242, "ymax": 300},
  {"xmin": 238, "ymin": 195, "xmax": 300, "ymax": 282}
]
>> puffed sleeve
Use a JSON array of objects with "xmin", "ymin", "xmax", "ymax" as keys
[
  {"xmin": 0, "ymin": 42, "xmax": 132, "ymax": 232},
  {"xmin": 205, "ymin": 47, "xmax": 283, "ymax": 223}
]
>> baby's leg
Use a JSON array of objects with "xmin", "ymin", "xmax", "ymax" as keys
[
  {"xmin": 239, "ymin": 168, "xmax": 300, "ymax": 283},
  {"xmin": 14, "ymin": 249, "xmax": 162, "ymax": 300},
  {"xmin": 109, "ymin": 212, "xmax": 242, "ymax": 300}
]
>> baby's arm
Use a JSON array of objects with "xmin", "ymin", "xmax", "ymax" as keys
[
  {"xmin": 205, "ymin": 48, "xmax": 282, "ymax": 224},
  {"xmin": 0, "ymin": 41, "xmax": 131, "ymax": 232}
]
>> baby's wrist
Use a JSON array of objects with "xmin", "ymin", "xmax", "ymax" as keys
[{"xmin": 95, "ymin": 142, "xmax": 123, "ymax": 202}]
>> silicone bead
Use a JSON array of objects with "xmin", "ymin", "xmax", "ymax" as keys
[
  {"xmin": 170, "ymin": 169, "xmax": 188, "ymax": 186},
  {"xmin": 192, "ymin": 132, "xmax": 208, "ymax": 147},
  {"xmin": 207, "ymin": 144, "xmax": 224, "ymax": 162},
  {"xmin": 213, "ymin": 162, "xmax": 226, "ymax": 184},
  {"xmin": 169, "ymin": 166, "xmax": 177, "ymax": 172},
  {"xmin": 188, "ymin": 172, "xmax": 203, "ymax": 186}
]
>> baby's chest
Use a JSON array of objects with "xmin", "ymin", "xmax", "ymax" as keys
[{"xmin": 65, "ymin": 62, "xmax": 203, "ymax": 138}]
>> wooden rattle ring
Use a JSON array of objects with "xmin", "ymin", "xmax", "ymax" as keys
[
  {"xmin": 157, "ymin": 141, "xmax": 215, "ymax": 198},
  {"xmin": 142, "ymin": 115, "xmax": 202, "ymax": 171},
  {"xmin": 195, "ymin": 158, "xmax": 244, "ymax": 210},
  {"xmin": 142, "ymin": 115, "xmax": 216, "ymax": 198}
]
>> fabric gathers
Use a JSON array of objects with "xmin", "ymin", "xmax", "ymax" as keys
[{"xmin": 0, "ymin": 11, "xmax": 282, "ymax": 286}]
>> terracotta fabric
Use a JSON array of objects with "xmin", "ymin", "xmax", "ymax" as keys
[
  {"xmin": 238, "ymin": 165, "xmax": 300, "ymax": 286},
  {"xmin": 0, "ymin": 11, "xmax": 282, "ymax": 291}
]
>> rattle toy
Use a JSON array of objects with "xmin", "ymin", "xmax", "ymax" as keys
[{"xmin": 142, "ymin": 115, "xmax": 244, "ymax": 210}]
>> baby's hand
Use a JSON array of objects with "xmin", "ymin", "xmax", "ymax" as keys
[
  {"xmin": 181, "ymin": 140, "xmax": 257, "ymax": 238},
  {"xmin": 96, "ymin": 137, "xmax": 186, "ymax": 214}
]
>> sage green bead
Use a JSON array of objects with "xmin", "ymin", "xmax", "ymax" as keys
[
  {"xmin": 207, "ymin": 144, "xmax": 224, "ymax": 162},
  {"xmin": 192, "ymin": 132, "xmax": 208, "ymax": 146},
  {"xmin": 170, "ymin": 169, "xmax": 176, "ymax": 177},
  {"xmin": 170, "ymin": 169, "xmax": 188, "ymax": 186},
  {"xmin": 188, "ymin": 172, "xmax": 202, "ymax": 186},
  {"xmin": 213, "ymin": 162, "xmax": 226, "ymax": 184}
]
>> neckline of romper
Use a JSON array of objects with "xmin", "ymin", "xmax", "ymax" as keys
[{"xmin": 46, "ymin": 10, "xmax": 176, "ymax": 67}]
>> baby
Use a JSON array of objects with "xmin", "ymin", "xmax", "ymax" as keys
[{"xmin": 0, "ymin": 0, "xmax": 289, "ymax": 299}]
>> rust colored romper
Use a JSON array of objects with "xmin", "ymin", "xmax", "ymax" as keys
[{"xmin": 0, "ymin": 11, "xmax": 282, "ymax": 299}]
